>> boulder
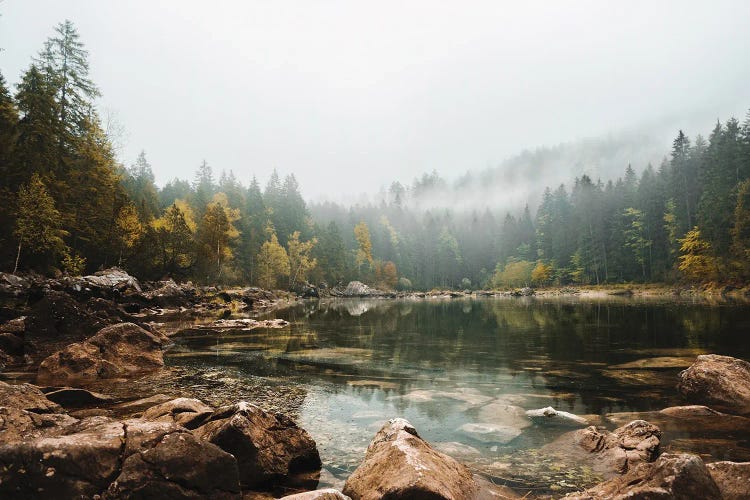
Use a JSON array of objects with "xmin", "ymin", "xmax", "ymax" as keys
[
  {"xmin": 342, "ymin": 281, "xmax": 381, "ymax": 297},
  {"xmin": 106, "ymin": 419, "xmax": 240, "ymax": 499},
  {"xmin": 0, "ymin": 418, "xmax": 242, "ymax": 499},
  {"xmin": 0, "ymin": 406, "xmax": 78, "ymax": 445},
  {"xmin": 0, "ymin": 419, "xmax": 126, "ymax": 498},
  {"xmin": 26, "ymin": 290, "xmax": 103, "ymax": 340},
  {"xmin": 194, "ymin": 401, "xmax": 321, "ymax": 489},
  {"xmin": 142, "ymin": 397, "xmax": 214, "ymax": 429},
  {"xmin": 0, "ymin": 380, "xmax": 62, "ymax": 414},
  {"xmin": 565, "ymin": 453, "xmax": 722, "ymax": 499},
  {"xmin": 112, "ymin": 393, "xmax": 173, "ymax": 415},
  {"xmin": 144, "ymin": 279, "xmax": 198, "ymax": 307},
  {"xmin": 72, "ymin": 268, "xmax": 142, "ymax": 296},
  {"xmin": 677, "ymin": 354, "xmax": 750, "ymax": 415},
  {"xmin": 38, "ymin": 322, "xmax": 168, "ymax": 384},
  {"xmin": 706, "ymin": 461, "xmax": 750, "ymax": 500},
  {"xmin": 543, "ymin": 420, "xmax": 661, "ymax": 477},
  {"xmin": 342, "ymin": 418, "xmax": 517, "ymax": 500},
  {"xmin": 525, "ymin": 406, "xmax": 589, "ymax": 427}
]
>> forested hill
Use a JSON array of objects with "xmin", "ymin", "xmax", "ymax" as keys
[{"xmin": 1, "ymin": 22, "xmax": 750, "ymax": 291}]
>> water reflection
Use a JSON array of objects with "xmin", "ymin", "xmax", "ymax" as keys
[{"xmin": 167, "ymin": 297, "xmax": 750, "ymax": 495}]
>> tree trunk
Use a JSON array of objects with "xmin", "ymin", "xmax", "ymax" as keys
[{"xmin": 13, "ymin": 242, "xmax": 21, "ymax": 275}]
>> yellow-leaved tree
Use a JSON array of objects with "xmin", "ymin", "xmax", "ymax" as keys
[
  {"xmin": 195, "ymin": 193, "xmax": 240, "ymax": 281},
  {"xmin": 256, "ymin": 227, "xmax": 290, "ymax": 289},
  {"xmin": 114, "ymin": 203, "xmax": 143, "ymax": 265},
  {"xmin": 678, "ymin": 227, "xmax": 717, "ymax": 282},
  {"xmin": 354, "ymin": 221, "xmax": 373, "ymax": 280},
  {"xmin": 287, "ymin": 231, "xmax": 317, "ymax": 289},
  {"xmin": 151, "ymin": 201, "xmax": 195, "ymax": 276}
]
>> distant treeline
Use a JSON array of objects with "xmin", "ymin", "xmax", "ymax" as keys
[{"xmin": 1, "ymin": 22, "xmax": 749, "ymax": 290}]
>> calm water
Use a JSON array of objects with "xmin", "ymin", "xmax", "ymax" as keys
[{"xmin": 167, "ymin": 296, "xmax": 750, "ymax": 494}]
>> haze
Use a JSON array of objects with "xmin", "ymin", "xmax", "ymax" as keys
[{"xmin": 2, "ymin": 1, "xmax": 749, "ymax": 201}]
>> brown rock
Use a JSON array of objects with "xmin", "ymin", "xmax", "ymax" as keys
[
  {"xmin": 566, "ymin": 453, "xmax": 722, "ymax": 499},
  {"xmin": 194, "ymin": 401, "xmax": 321, "ymax": 489},
  {"xmin": 706, "ymin": 461, "xmax": 750, "ymax": 500},
  {"xmin": 543, "ymin": 420, "xmax": 661, "ymax": 477},
  {"xmin": 142, "ymin": 397, "xmax": 214, "ymax": 429},
  {"xmin": 0, "ymin": 406, "xmax": 78, "ymax": 445},
  {"xmin": 106, "ymin": 419, "xmax": 240, "ymax": 499},
  {"xmin": 0, "ymin": 420, "xmax": 125, "ymax": 498},
  {"xmin": 342, "ymin": 418, "xmax": 516, "ymax": 500},
  {"xmin": 677, "ymin": 354, "xmax": 750, "ymax": 415},
  {"xmin": 0, "ymin": 380, "xmax": 62, "ymax": 413},
  {"xmin": 37, "ymin": 322, "xmax": 167, "ymax": 384},
  {"xmin": 112, "ymin": 393, "xmax": 173, "ymax": 415}
]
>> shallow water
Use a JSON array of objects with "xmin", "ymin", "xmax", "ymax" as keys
[{"xmin": 167, "ymin": 296, "xmax": 750, "ymax": 495}]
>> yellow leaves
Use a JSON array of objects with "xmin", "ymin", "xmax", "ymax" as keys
[
  {"xmin": 354, "ymin": 221, "xmax": 373, "ymax": 269},
  {"xmin": 256, "ymin": 230, "xmax": 290, "ymax": 289},
  {"xmin": 115, "ymin": 204, "xmax": 143, "ymax": 249},
  {"xmin": 531, "ymin": 261, "xmax": 554, "ymax": 285},
  {"xmin": 678, "ymin": 227, "xmax": 718, "ymax": 282},
  {"xmin": 287, "ymin": 231, "xmax": 317, "ymax": 287}
]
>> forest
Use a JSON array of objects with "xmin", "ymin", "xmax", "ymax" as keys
[{"xmin": 1, "ymin": 21, "xmax": 750, "ymax": 291}]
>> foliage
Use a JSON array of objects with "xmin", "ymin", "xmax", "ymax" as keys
[
  {"xmin": 492, "ymin": 259, "xmax": 534, "ymax": 288},
  {"xmin": 531, "ymin": 261, "xmax": 554, "ymax": 286},
  {"xmin": 287, "ymin": 231, "xmax": 317, "ymax": 288},
  {"xmin": 678, "ymin": 227, "xmax": 717, "ymax": 282},
  {"xmin": 256, "ymin": 229, "xmax": 290, "ymax": 289}
]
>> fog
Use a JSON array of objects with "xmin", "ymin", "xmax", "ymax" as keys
[{"xmin": 2, "ymin": 1, "xmax": 750, "ymax": 205}]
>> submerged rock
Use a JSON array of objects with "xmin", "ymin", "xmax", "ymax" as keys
[
  {"xmin": 342, "ymin": 418, "xmax": 518, "ymax": 500},
  {"xmin": 194, "ymin": 401, "xmax": 321, "ymax": 489},
  {"xmin": 677, "ymin": 354, "xmax": 750, "ymax": 416},
  {"xmin": 37, "ymin": 322, "xmax": 168, "ymax": 384},
  {"xmin": 565, "ymin": 453, "xmax": 722, "ymax": 499},
  {"xmin": 543, "ymin": 420, "xmax": 661, "ymax": 477},
  {"xmin": 706, "ymin": 461, "xmax": 750, "ymax": 500}
]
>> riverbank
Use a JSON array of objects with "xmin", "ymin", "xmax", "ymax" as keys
[{"xmin": 1, "ymin": 270, "xmax": 749, "ymax": 498}]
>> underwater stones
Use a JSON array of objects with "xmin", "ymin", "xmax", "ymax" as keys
[
  {"xmin": 677, "ymin": 354, "xmax": 750, "ymax": 416},
  {"xmin": 42, "ymin": 387, "xmax": 115, "ymax": 407},
  {"xmin": 458, "ymin": 422, "xmax": 525, "ymax": 445}
]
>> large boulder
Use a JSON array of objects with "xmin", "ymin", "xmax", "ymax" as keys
[
  {"xmin": 677, "ymin": 354, "xmax": 750, "ymax": 416},
  {"xmin": 194, "ymin": 401, "xmax": 321, "ymax": 489},
  {"xmin": 543, "ymin": 420, "xmax": 661, "ymax": 477},
  {"xmin": 71, "ymin": 268, "xmax": 142, "ymax": 297},
  {"xmin": 342, "ymin": 418, "xmax": 518, "ymax": 500},
  {"xmin": 106, "ymin": 419, "xmax": 240, "ymax": 499},
  {"xmin": 0, "ymin": 419, "xmax": 126, "ymax": 498},
  {"xmin": 37, "ymin": 322, "xmax": 168, "ymax": 384},
  {"xmin": 565, "ymin": 453, "xmax": 722, "ymax": 499},
  {"xmin": 341, "ymin": 281, "xmax": 381, "ymax": 297},
  {"xmin": 0, "ymin": 418, "xmax": 241, "ymax": 499},
  {"xmin": 706, "ymin": 461, "xmax": 750, "ymax": 500},
  {"xmin": 0, "ymin": 380, "xmax": 62, "ymax": 414},
  {"xmin": 142, "ymin": 397, "xmax": 214, "ymax": 429}
]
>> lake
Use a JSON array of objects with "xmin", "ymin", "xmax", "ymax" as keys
[{"xmin": 167, "ymin": 296, "xmax": 750, "ymax": 495}]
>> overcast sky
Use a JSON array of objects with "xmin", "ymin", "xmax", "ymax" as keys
[{"xmin": 2, "ymin": 1, "xmax": 750, "ymax": 199}]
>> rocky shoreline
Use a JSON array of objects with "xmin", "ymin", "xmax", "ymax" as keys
[{"xmin": 1, "ymin": 270, "xmax": 749, "ymax": 498}]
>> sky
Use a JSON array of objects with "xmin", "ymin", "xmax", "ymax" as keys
[{"xmin": 2, "ymin": 1, "xmax": 750, "ymax": 200}]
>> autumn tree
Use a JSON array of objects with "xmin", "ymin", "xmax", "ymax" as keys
[
  {"xmin": 531, "ymin": 261, "xmax": 553, "ymax": 286},
  {"xmin": 13, "ymin": 174, "xmax": 67, "ymax": 273},
  {"xmin": 151, "ymin": 202, "xmax": 195, "ymax": 276},
  {"xmin": 256, "ymin": 228, "xmax": 290, "ymax": 289},
  {"xmin": 354, "ymin": 221, "xmax": 374, "ymax": 279},
  {"xmin": 195, "ymin": 194, "xmax": 240, "ymax": 282},
  {"xmin": 287, "ymin": 231, "xmax": 317, "ymax": 289},
  {"xmin": 678, "ymin": 227, "xmax": 717, "ymax": 282},
  {"xmin": 114, "ymin": 204, "xmax": 143, "ymax": 265}
]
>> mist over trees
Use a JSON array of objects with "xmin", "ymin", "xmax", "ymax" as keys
[{"xmin": 2, "ymin": 22, "xmax": 750, "ymax": 290}]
